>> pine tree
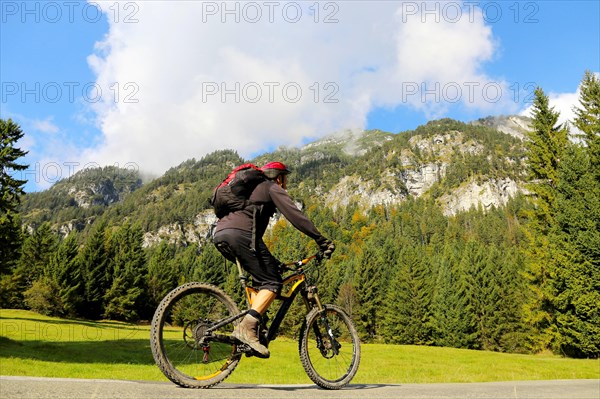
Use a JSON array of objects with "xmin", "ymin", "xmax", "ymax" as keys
[
  {"xmin": 431, "ymin": 247, "xmax": 466, "ymax": 348},
  {"xmin": 468, "ymin": 243, "xmax": 522, "ymax": 351},
  {"xmin": 552, "ymin": 145, "xmax": 600, "ymax": 356},
  {"xmin": 353, "ymin": 240, "xmax": 384, "ymax": 340},
  {"xmin": 176, "ymin": 244, "xmax": 201, "ymax": 283},
  {"xmin": 523, "ymin": 87, "xmax": 569, "ymax": 351},
  {"xmin": 0, "ymin": 213, "xmax": 23, "ymax": 276},
  {"xmin": 79, "ymin": 222, "xmax": 111, "ymax": 319},
  {"xmin": 381, "ymin": 245, "xmax": 432, "ymax": 344},
  {"xmin": 147, "ymin": 241, "xmax": 178, "ymax": 307},
  {"xmin": 14, "ymin": 224, "xmax": 60, "ymax": 314},
  {"xmin": 103, "ymin": 222, "xmax": 147, "ymax": 321},
  {"xmin": 492, "ymin": 246, "xmax": 530, "ymax": 353},
  {"xmin": 195, "ymin": 243, "xmax": 227, "ymax": 286},
  {"xmin": 525, "ymin": 87, "xmax": 568, "ymax": 217},
  {"xmin": 574, "ymin": 71, "xmax": 600, "ymax": 173},
  {"xmin": 14, "ymin": 223, "xmax": 58, "ymax": 287},
  {"xmin": 336, "ymin": 283, "xmax": 359, "ymax": 320},
  {"xmin": 0, "ymin": 119, "xmax": 28, "ymax": 275},
  {"xmin": 452, "ymin": 241, "xmax": 484, "ymax": 349},
  {"xmin": 550, "ymin": 71, "xmax": 600, "ymax": 357},
  {"xmin": 49, "ymin": 233, "xmax": 83, "ymax": 317}
]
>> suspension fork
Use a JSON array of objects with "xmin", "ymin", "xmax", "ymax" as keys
[
  {"xmin": 303, "ymin": 286, "xmax": 341, "ymax": 356},
  {"xmin": 304, "ymin": 285, "xmax": 324, "ymax": 311}
]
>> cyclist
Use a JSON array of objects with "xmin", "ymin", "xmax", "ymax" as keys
[{"xmin": 213, "ymin": 161, "xmax": 335, "ymax": 357}]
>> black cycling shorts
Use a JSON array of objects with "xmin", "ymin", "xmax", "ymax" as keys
[{"xmin": 213, "ymin": 228, "xmax": 282, "ymax": 293}]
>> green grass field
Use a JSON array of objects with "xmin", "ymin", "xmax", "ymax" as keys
[{"xmin": 1, "ymin": 309, "xmax": 598, "ymax": 384}]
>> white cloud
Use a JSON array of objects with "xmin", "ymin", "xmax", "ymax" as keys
[
  {"xmin": 547, "ymin": 91, "xmax": 580, "ymax": 129},
  {"xmin": 80, "ymin": 0, "xmax": 509, "ymax": 175},
  {"xmin": 378, "ymin": 3, "xmax": 510, "ymax": 117},
  {"xmin": 31, "ymin": 117, "xmax": 59, "ymax": 134}
]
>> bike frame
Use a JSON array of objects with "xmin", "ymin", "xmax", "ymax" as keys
[
  {"xmin": 237, "ymin": 254, "xmax": 323, "ymax": 344},
  {"xmin": 202, "ymin": 253, "xmax": 326, "ymax": 351}
]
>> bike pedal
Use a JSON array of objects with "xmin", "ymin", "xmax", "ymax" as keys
[
  {"xmin": 236, "ymin": 343, "xmax": 253, "ymax": 353},
  {"xmin": 236, "ymin": 343, "xmax": 270, "ymax": 359}
]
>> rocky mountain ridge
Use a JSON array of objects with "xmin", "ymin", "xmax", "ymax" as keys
[
  {"xmin": 322, "ymin": 117, "xmax": 529, "ymax": 215},
  {"xmin": 19, "ymin": 116, "xmax": 531, "ymax": 247}
]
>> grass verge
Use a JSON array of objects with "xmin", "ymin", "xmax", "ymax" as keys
[{"xmin": 1, "ymin": 309, "xmax": 598, "ymax": 384}]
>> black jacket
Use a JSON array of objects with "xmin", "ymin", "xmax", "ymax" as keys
[{"xmin": 214, "ymin": 180, "xmax": 325, "ymax": 244}]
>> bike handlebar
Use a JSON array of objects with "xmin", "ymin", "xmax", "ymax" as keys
[{"xmin": 282, "ymin": 252, "xmax": 323, "ymax": 271}]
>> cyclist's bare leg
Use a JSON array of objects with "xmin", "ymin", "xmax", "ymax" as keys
[{"xmin": 251, "ymin": 289, "xmax": 277, "ymax": 314}]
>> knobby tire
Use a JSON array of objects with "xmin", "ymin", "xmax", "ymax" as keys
[
  {"xmin": 150, "ymin": 282, "xmax": 242, "ymax": 388},
  {"xmin": 298, "ymin": 304, "xmax": 361, "ymax": 389}
]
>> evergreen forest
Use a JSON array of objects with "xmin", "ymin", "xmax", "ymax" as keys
[{"xmin": 1, "ymin": 71, "xmax": 598, "ymax": 359}]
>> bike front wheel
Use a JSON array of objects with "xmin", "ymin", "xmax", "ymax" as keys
[
  {"xmin": 299, "ymin": 304, "xmax": 361, "ymax": 389},
  {"xmin": 150, "ymin": 282, "xmax": 242, "ymax": 388}
]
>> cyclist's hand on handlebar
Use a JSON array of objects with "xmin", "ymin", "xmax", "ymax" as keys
[{"xmin": 318, "ymin": 238, "xmax": 335, "ymax": 259}]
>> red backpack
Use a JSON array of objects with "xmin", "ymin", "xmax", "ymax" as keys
[{"xmin": 210, "ymin": 163, "xmax": 266, "ymax": 218}]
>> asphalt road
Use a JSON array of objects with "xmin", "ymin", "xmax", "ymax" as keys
[{"xmin": 1, "ymin": 377, "xmax": 598, "ymax": 399}]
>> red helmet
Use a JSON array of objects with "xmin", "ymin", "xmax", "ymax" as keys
[{"xmin": 261, "ymin": 161, "xmax": 291, "ymax": 179}]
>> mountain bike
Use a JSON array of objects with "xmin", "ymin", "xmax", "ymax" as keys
[{"xmin": 150, "ymin": 252, "xmax": 361, "ymax": 390}]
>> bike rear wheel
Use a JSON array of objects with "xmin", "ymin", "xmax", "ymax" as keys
[
  {"xmin": 150, "ymin": 282, "xmax": 242, "ymax": 388},
  {"xmin": 299, "ymin": 304, "xmax": 361, "ymax": 389}
]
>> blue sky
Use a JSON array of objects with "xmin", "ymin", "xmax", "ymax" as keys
[{"xmin": 1, "ymin": 1, "xmax": 599, "ymax": 192}]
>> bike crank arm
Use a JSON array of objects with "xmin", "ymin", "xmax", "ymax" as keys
[{"xmin": 199, "ymin": 334, "xmax": 261, "ymax": 357}]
